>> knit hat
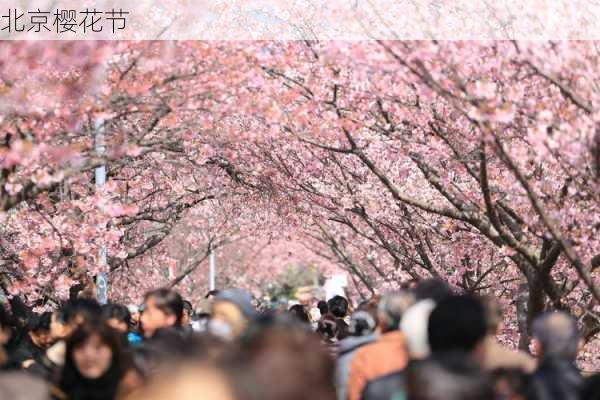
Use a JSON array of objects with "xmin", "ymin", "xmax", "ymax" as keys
[{"xmin": 215, "ymin": 288, "xmax": 256, "ymax": 318}]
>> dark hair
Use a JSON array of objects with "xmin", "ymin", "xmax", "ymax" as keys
[
  {"xmin": 205, "ymin": 290, "xmax": 220, "ymax": 299},
  {"xmin": 428, "ymin": 295, "xmax": 487, "ymax": 355},
  {"xmin": 182, "ymin": 300, "xmax": 193, "ymax": 314},
  {"xmin": 59, "ymin": 320, "xmax": 129, "ymax": 400},
  {"xmin": 317, "ymin": 300, "xmax": 329, "ymax": 316},
  {"xmin": 102, "ymin": 304, "xmax": 131, "ymax": 327},
  {"xmin": 144, "ymin": 288, "xmax": 184, "ymax": 325},
  {"xmin": 406, "ymin": 352, "xmax": 493, "ymax": 400},
  {"xmin": 414, "ymin": 279, "xmax": 453, "ymax": 303},
  {"xmin": 27, "ymin": 312, "xmax": 52, "ymax": 333},
  {"xmin": 288, "ymin": 304, "xmax": 310, "ymax": 324},
  {"xmin": 55, "ymin": 298, "xmax": 102, "ymax": 326},
  {"xmin": 581, "ymin": 373, "xmax": 600, "ymax": 400},
  {"xmin": 0, "ymin": 305, "xmax": 12, "ymax": 330},
  {"xmin": 317, "ymin": 316, "xmax": 338, "ymax": 340},
  {"xmin": 327, "ymin": 296, "xmax": 349, "ymax": 318}
]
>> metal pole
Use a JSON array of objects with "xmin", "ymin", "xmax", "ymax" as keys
[
  {"xmin": 95, "ymin": 118, "xmax": 108, "ymax": 305},
  {"xmin": 209, "ymin": 246, "xmax": 216, "ymax": 291}
]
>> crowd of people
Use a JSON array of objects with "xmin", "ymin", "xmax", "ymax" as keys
[{"xmin": 0, "ymin": 279, "xmax": 598, "ymax": 400}]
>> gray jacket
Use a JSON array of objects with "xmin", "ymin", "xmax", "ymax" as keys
[{"xmin": 335, "ymin": 334, "xmax": 378, "ymax": 400}]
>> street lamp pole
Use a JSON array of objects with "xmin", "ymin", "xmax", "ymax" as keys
[{"xmin": 95, "ymin": 118, "xmax": 108, "ymax": 305}]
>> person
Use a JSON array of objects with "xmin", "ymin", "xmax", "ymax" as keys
[
  {"xmin": 45, "ymin": 299, "xmax": 103, "ymax": 371},
  {"xmin": 140, "ymin": 288, "xmax": 184, "ymax": 339},
  {"xmin": 427, "ymin": 294, "xmax": 487, "ymax": 361},
  {"xmin": 479, "ymin": 296, "xmax": 536, "ymax": 373},
  {"xmin": 190, "ymin": 312, "xmax": 211, "ymax": 333},
  {"xmin": 317, "ymin": 314, "xmax": 340, "ymax": 357},
  {"xmin": 232, "ymin": 314, "xmax": 336, "ymax": 400},
  {"xmin": 346, "ymin": 291, "xmax": 413, "ymax": 400},
  {"xmin": 127, "ymin": 305, "xmax": 141, "ymax": 332},
  {"xmin": 405, "ymin": 352, "xmax": 494, "ymax": 400},
  {"xmin": 335, "ymin": 304, "xmax": 379, "ymax": 400},
  {"xmin": 317, "ymin": 300, "xmax": 329, "ymax": 316},
  {"xmin": 10, "ymin": 312, "xmax": 53, "ymax": 378},
  {"xmin": 0, "ymin": 370, "xmax": 50, "ymax": 400},
  {"xmin": 50, "ymin": 319, "xmax": 142, "ymax": 400},
  {"xmin": 103, "ymin": 304, "xmax": 131, "ymax": 334},
  {"xmin": 400, "ymin": 299, "xmax": 436, "ymax": 360},
  {"xmin": 328, "ymin": 295, "xmax": 349, "ymax": 320},
  {"xmin": 181, "ymin": 300, "xmax": 193, "ymax": 327},
  {"xmin": 527, "ymin": 312, "xmax": 583, "ymax": 400},
  {"xmin": 127, "ymin": 364, "xmax": 236, "ymax": 400},
  {"xmin": 288, "ymin": 304, "xmax": 310, "ymax": 324},
  {"xmin": 211, "ymin": 288, "xmax": 256, "ymax": 340},
  {"xmin": 400, "ymin": 278, "xmax": 452, "ymax": 361}
]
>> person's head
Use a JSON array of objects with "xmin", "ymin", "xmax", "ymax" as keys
[
  {"xmin": 212, "ymin": 289, "xmax": 255, "ymax": 339},
  {"xmin": 414, "ymin": 279, "xmax": 453, "ymax": 303},
  {"xmin": 234, "ymin": 316, "xmax": 336, "ymax": 400},
  {"xmin": 377, "ymin": 291, "xmax": 414, "ymax": 333},
  {"xmin": 531, "ymin": 311, "xmax": 580, "ymax": 362},
  {"xmin": 317, "ymin": 300, "xmax": 329, "ymax": 316},
  {"xmin": 141, "ymin": 288, "xmax": 184, "ymax": 338},
  {"xmin": 61, "ymin": 319, "xmax": 127, "ymax": 394},
  {"xmin": 406, "ymin": 353, "xmax": 494, "ymax": 400},
  {"xmin": 317, "ymin": 315, "xmax": 338, "ymax": 341},
  {"xmin": 51, "ymin": 298, "xmax": 102, "ymax": 341},
  {"xmin": 480, "ymin": 295, "xmax": 503, "ymax": 335},
  {"xmin": 127, "ymin": 305, "xmax": 140, "ymax": 326},
  {"xmin": 348, "ymin": 310, "xmax": 377, "ymax": 337},
  {"xmin": 400, "ymin": 299, "xmax": 436, "ymax": 360},
  {"xmin": 127, "ymin": 364, "xmax": 235, "ymax": 400},
  {"xmin": 288, "ymin": 304, "xmax": 310, "ymax": 324},
  {"xmin": 327, "ymin": 296, "xmax": 349, "ymax": 319},
  {"xmin": 102, "ymin": 304, "xmax": 131, "ymax": 334},
  {"xmin": 27, "ymin": 312, "xmax": 52, "ymax": 348},
  {"xmin": 182, "ymin": 300, "xmax": 193, "ymax": 326},
  {"xmin": 428, "ymin": 295, "xmax": 487, "ymax": 358}
]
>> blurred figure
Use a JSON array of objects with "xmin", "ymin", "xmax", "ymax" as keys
[
  {"xmin": 491, "ymin": 368, "xmax": 530, "ymax": 400},
  {"xmin": 10, "ymin": 312, "xmax": 53, "ymax": 378},
  {"xmin": 181, "ymin": 300, "xmax": 193, "ymax": 327},
  {"xmin": 346, "ymin": 291, "xmax": 413, "ymax": 400},
  {"xmin": 127, "ymin": 364, "xmax": 235, "ymax": 400},
  {"xmin": 190, "ymin": 312, "xmax": 211, "ymax": 333},
  {"xmin": 288, "ymin": 304, "xmax": 310, "ymax": 324},
  {"xmin": 413, "ymin": 279, "xmax": 453, "ymax": 304},
  {"xmin": 317, "ymin": 300, "xmax": 329, "ymax": 317},
  {"xmin": 317, "ymin": 315, "xmax": 340, "ymax": 357},
  {"xmin": 480, "ymin": 296, "xmax": 536, "ymax": 373},
  {"xmin": 51, "ymin": 320, "xmax": 142, "ymax": 400},
  {"xmin": 233, "ymin": 314, "xmax": 336, "ymax": 400},
  {"xmin": 211, "ymin": 289, "xmax": 256, "ymax": 340},
  {"xmin": 400, "ymin": 299, "xmax": 436, "ymax": 360},
  {"xmin": 127, "ymin": 305, "xmax": 141, "ymax": 331},
  {"xmin": 328, "ymin": 295, "xmax": 350, "ymax": 321},
  {"xmin": 0, "ymin": 371, "xmax": 49, "ymax": 400},
  {"xmin": 46, "ymin": 299, "xmax": 103, "ymax": 370},
  {"xmin": 527, "ymin": 312, "xmax": 583, "ymax": 400},
  {"xmin": 140, "ymin": 288, "xmax": 184, "ymax": 339},
  {"xmin": 427, "ymin": 295, "xmax": 487, "ymax": 361},
  {"xmin": 103, "ymin": 304, "xmax": 131, "ymax": 334},
  {"xmin": 335, "ymin": 300, "xmax": 379, "ymax": 400},
  {"xmin": 405, "ymin": 352, "xmax": 494, "ymax": 400}
]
